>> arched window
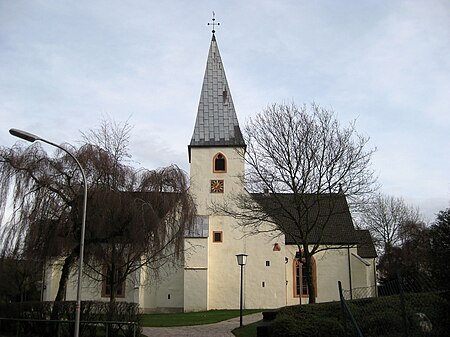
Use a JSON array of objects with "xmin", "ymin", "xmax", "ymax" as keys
[
  {"xmin": 293, "ymin": 256, "xmax": 317, "ymax": 298},
  {"xmin": 213, "ymin": 153, "xmax": 226, "ymax": 173}
]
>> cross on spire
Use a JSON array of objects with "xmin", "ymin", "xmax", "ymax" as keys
[{"xmin": 207, "ymin": 11, "xmax": 220, "ymax": 34}]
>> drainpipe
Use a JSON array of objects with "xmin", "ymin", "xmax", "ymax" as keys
[
  {"xmin": 347, "ymin": 246, "xmax": 353, "ymax": 300},
  {"xmin": 373, "ymin": 258, "xmax": 378, "ymax": 297}
]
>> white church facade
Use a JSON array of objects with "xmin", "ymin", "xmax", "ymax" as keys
[{"xmin": 43, "ymin": 33, "xmax": 377, "ymax": 312}]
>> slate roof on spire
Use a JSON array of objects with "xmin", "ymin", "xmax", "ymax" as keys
[{"xmin": 189, "ymin": 35, "xmax": 245, "ymax": 151}]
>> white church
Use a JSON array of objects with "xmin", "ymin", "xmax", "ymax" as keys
[{"xmin": 43, "ymin": 32, "xmax": 377, "ymax": 312}]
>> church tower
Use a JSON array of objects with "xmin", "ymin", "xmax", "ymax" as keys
[
  {"xmin": 184, "ymin": 26, "xmax": 286, "ymax": 313},
  {"xmin": 184, "ymin": 31, "xmax": 250, "ymax": 311},
  {"xmin": 188, "ymin": 32, "xmax": 246, "ymax": 214}
]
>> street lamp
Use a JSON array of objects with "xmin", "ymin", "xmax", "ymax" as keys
[
  {"xmin": 236, "ymin": 253, "xmax": 248, "ymax": 327},
  {"xmin": 9, "ymin": 128, "xmax": 87, "ymax": 337}
]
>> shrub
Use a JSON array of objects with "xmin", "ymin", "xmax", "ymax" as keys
[
  {"xmin": 266, "ymin": 302, "xmax": 345, "ymax": 337},
  {"xmin": 261, "ymin": 291, "xmax": 450, "ymax": 337},
  {"xmin": 0, "ymin": 301, "xmax": 141, "ymax": 337}
]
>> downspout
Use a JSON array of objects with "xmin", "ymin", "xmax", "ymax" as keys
[
  {"xmin": 373, "ymin": 258, "xmax": 378, "ymax": 297},
  {"xmin": 284, "ymin": 257, "xmax": 288, "ymax": 305},
  {"xmin": 347, "ymin": 246, "xmax": 353, "ymax": 300},
  {"xmin": 40, "ymin": 259, "xmax": 46, "ymax": 302}
]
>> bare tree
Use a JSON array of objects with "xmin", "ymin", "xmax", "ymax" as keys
[
  {"xmin": 0, "ymin": 119, "xmax": 195, "ymax": 305},
  {"xmin": 215, "ymin": 102, "xmax": 377, "ymax": 303},
  {"xmin": 359, "ymin": 193, "xmax": 422, "ymax": 255}
]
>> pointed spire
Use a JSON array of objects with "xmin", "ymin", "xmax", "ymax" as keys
[{"xmin": 189, "ymin": 34, "xmax": 245, "ymax": 155}]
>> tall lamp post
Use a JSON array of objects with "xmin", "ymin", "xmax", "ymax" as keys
[
  {"xmin": 9, "ymin": 128, "xmax": 87, "ymax": 337},
  {"xmin": 236, "ymin": 253, "xmax": 248, "ymax": 327}
]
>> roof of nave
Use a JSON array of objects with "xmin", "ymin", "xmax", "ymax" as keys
[{"xmin": 251, "ymin": 192, "xmax": 359, "ymax": 245}]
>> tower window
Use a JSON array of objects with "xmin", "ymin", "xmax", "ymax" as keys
[{"xmin": 213, "ymin": 153, "xmax": 226, "ymax": 172}]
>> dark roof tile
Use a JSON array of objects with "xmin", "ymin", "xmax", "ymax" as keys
[
  {"xmin": 251, "ymin": 193, "xmax": 359, "ymax": 245},
  {"xmin": 355, "ymin": 230, "xmax": 378, "ymax": 258}
]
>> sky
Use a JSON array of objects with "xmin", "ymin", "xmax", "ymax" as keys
[{"xmin": 0, "ymin": 0, "xmax": 449, "ymax": 222}]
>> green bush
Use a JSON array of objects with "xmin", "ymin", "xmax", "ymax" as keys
[
  {"xmin": 262, "ymin": 291, "xmax": 450, "ymax": 337},
  {"xmin": 267, "ymin": 302, "xmax": 345, "ymax": 337},
  {"xmin": 0, "ymin": 301, "xmax": 142, "ymax": 337}
]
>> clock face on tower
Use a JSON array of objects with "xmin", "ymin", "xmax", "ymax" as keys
[{"xmin": 210, "ymin": 179, "xmax": 224, "ymax": 193}]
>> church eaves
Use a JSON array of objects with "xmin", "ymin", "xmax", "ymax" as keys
[{"xmin": 189, "ymin": 34, "xmax": 245, "ymax": 157}]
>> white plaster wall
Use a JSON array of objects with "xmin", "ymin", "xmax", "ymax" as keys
[
  {"xmin": 241, "ymin": 231, "xmax": 287, "ymax": 309},
  {"xmin": 43, "ymin": 260, "xmax": 62, "ymax": 301},
  {"xmin": 154, "ymin": 265, "xmax": 184, "ymax": 310},
  {"xmin": 285, "ymin": 245, "xmax": 357, "ymax": 305},
  {"xmin": 184, "ymin": 238, "xmax": 209, "ymax": 311},
  {"xmin": 184, "ymin": 268, "xmax": 208, "ymax": 311},
  {"xmin": 139, "ymin": 262, "xmax": 185, "ymax": 312},
  {"xmin": 189, "ymin": 147, "xmax": 287, "ymax": 311},
  {"xmin": 44, "ymin": 259, "xmax": 139, "ymax": 304},
  {"xmin": 350, "ymin": 254, "xmax": 377, "ymax": 298},
  {"xmin": 351, "ymin": 255, "xmax": 370, "ymax": 288},
  {"xmin": 189, "ymin": 147, "xmax": 245, "ymax": 215}
]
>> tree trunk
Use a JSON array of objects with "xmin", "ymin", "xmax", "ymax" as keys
[
  {"xmin": 51, "ymin": 249, "xmax": 77, "ymax": 321},
  {"xmin": 54, "ymin": 250, "xmax": 77, "ymax": 302},
  {"xmin": 303, "ymin": 246, "xmax": 316, "ymax": 304},
  {"xmin": 109, "ymin": 261, "xmax": 116, "ymax": 304},
  {"xmin": 307, "ymin": 261, "xmax": 315, "ymax": 304},
  {"xmin": 48, "ymin": 249, "xmax": 78, "ymax": 336}
]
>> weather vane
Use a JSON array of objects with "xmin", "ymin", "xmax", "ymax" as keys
[{"xmin": 208, "ymin": 11, "xmax": 220, "ymax": 34}]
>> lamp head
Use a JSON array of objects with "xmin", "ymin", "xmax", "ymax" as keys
[
  {"xmin": 9, "ymin": 129, "xmax": 41, "ymax": 143},
  {"xmin": 236, "ymin": 254, "xmax": 248, "ymax": 266}
]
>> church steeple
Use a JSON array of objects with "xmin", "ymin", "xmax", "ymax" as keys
[{"xmin": 189, "ymin": 34, "xmax": 245, "ymax": 160}]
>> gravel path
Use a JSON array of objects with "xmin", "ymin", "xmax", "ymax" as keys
[{"xmin": 142, "ymin": 312, "xmax": 263, "ymax": 337}]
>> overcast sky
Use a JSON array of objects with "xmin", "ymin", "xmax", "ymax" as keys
[{"xmin": 1, "ymin": 0, "xmax": 449, "ymax": 221}]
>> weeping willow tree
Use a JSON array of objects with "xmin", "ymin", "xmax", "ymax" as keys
[{"xmin": 0, "ymin": 120, "xmax": 195, "ymax": 304}]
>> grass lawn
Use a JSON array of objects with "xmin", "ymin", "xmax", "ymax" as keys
[
  {"xmin": 142, "ymin": 309, "xmax": 262, "ymax": 327},
  {"xmin": 232, "ymin": 320, "xmax": 262, "ymax": 337}
]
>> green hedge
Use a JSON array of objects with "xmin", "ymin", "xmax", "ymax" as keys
[
  {"xmin": 263, "ymin": 291, "xmax": 450, "ymax": 337},
  {"xmin": 266, "ymin": 302, "xmax": 344, "ymax": 337},
  {"xmin": 0, "ymin": 301, "xmax": 142, "ymax": 337}
]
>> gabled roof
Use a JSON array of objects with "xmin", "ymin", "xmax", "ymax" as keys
[
  {"xmin": 251, "ymin": 193, "xmax": 359, "ymax": 245},
  {"xmin": 355, "ymin": 230, "xmax": 378, "ymax": 258},
  {"xmin": 189, "ymin": 34, "xmax": 245, "ymax": 158}
]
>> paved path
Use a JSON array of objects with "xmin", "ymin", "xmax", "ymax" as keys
[{"xmin": 142, "ymin": 312, "xmax": 263, "ymax": 337}]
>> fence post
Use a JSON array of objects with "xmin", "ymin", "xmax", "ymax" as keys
[
  {"xmin": 338, "ymin": 281, "xmax": 348, "ymax": 335},
  {"xmin": 398, "ymin": 272, "xmax": 409, "ymax": 337}
]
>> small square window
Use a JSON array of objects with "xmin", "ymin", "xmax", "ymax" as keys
[
  {"xmin": 266, "ymin": 261, "xmax": 270, "ymax": 267},
  {"xmin": 213, "ymin": 231, "xmax": 223, "ymax": 243}
]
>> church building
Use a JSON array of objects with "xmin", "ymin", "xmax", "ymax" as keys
[{"xmin": 43, "ymin": 31, "xmax": 377, "ymax": 312}]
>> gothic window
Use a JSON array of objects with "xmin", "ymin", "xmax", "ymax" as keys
[
  {"xmin": 294, "ymin": 256, "xmax": 316, "ymax": 298},
  {"xmin": 102, "ymin": 266, "xmax": 126, "ymax": 298},
  {"xmin": 213, "ymin": 153, "xmax": 226, "ymax": 173}
]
